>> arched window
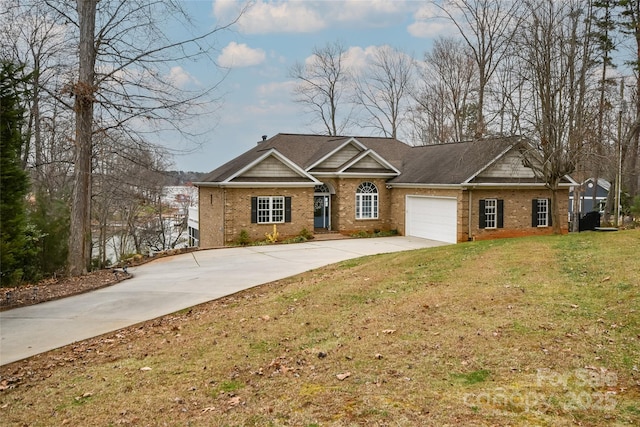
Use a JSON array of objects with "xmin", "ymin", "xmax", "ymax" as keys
[{"xmin": 355, "ymin": 182, "xmax": 378, "ymax": 219}]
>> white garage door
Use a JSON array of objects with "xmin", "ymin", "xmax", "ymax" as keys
[{"xmin": 406, "ymin": 196, "xmax": 457, "ymax": 243}]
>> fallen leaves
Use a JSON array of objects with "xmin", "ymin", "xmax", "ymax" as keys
[
  {"xmin": 227, "ymin": 395, "xmax": 241, "ymax": 407},
  {"xmin": 75, "ymin": 392, "xmax": 93, "ymax": 401},
  {"xmin": 336, "ymin": 372, "xmax": 351, "ymax": 381}
]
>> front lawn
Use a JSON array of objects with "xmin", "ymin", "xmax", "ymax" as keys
[{"xmin": 1, "ymin": 230, "xmax": 638, "ymax": 426}]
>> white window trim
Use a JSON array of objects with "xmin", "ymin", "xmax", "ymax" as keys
[
  {"xmin": 536, "ymin": 198, "xmax": 549, "ymax": 227},
  {"xmin": 484, "ymin": 198, "xmax": 497, "ymax": 229},
  {"xmin": 257, "ymin": 196, "xmax": 285, "ymax": 224},
  {"xmin": 355, "ymin": 182, "xmax": 379, "ymax": 220}
]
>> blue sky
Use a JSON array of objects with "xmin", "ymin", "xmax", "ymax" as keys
[{"xmin": 166, "ymin": 1, "xmax": 454, "ymax": 172}]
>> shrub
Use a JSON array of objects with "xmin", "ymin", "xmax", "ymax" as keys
[
  {"xmin": 283, "ymin": 236, "xmax": 307, "ymax": 244},
  {"xmin": 236, "ymin": 229, "xmax": 251, "ymax": 246},
  {"xmin": 351, "ymin": 230, "xmax": 370, "ymax": 238},
  {"xmin": 298, "ymin": 228, "xmax": 314, "ymax": 240}
]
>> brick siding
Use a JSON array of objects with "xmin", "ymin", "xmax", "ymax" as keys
[
  {"xmin": 327, "ymin": 177, "xmax": 394, "ymax": 234},
  {"xmin": 199, "ymin": 184, "xmax": 570, "ymax": 247},
  {"xmin": 389, "ymin": 187, "xmax": 466, "ymax": 241},
  {"xmin": 468, "ymin": 188, "xmax": 569, "ymax": 241},
  {"xmin": 389, "ymin": 186, "xmax": 569, "ymax": 242},
  {"xmin": 198, "ymin": 186, "xmax": 314, "ymax": 247}
]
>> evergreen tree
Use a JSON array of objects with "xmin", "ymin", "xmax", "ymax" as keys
[{"xmin": 0, "ymin": 62, "xmax": 36, "ymax": 285}]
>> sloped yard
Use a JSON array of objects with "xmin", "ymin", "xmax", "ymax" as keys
[{"xmin": 1, "ymin": 231, "xmax": 639, "ymax": 426}]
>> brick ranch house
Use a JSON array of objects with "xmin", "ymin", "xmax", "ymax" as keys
[{"xmin": 193, "ymin": 133, "xmax": 575, "ymax": 247}]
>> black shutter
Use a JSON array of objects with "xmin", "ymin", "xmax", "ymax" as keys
[
  {"xmin": 532, "ymin": 199, "xmax": 538, "ymax": 227},
  {"xmin": 285, "ymin": 197, "xmax": 292, "ymax": 222},
  {"xmin": 547, "ymin": 198, "xmax": 552, "ymax": 226},
  {"xmin": 497, "ymin": 199, "xmax": 504, "ymax": 228},
  {"xmin": 479, "ymin": 199, "xmax": 486, "ymax": 229},
  {"xmin": 251, "ymin": 197, "xmax": 257, "ymax": 223}
]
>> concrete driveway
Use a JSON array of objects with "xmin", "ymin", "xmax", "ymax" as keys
[{"xmin": 0, "ymin": 236, "xmax": 446, "ymax": 365}]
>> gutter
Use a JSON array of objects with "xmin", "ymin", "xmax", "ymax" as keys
[
  {"xmin": 386, "ymin": 183, "xmax": 462, "ymax": 190},
  {"xmin": 193, "ymin": 182, "xmax": 316, "ymax": 188}
]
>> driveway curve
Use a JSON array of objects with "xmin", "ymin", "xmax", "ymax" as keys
[{"xmin": 0, "ymin": 236, "xmax": 446, "ymax": 365}]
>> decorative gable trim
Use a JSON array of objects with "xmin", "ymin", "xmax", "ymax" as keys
[
  {"xmin": 214, "ymin": 149, "xmax": 320, "ymax": 187},
  {"xmin": 337, "ymin": 149, "xmax": 401, "ymax": 176},
  {"xmin": 463, "ymin": 144, "xmax": 516, "ymax": 184},
  {"xmin": 307, "ymin": 137, "xmax": 400, "ymax": 177},
  {"xmin": 461, "ymin": 142, "xmax": 577, "ymax": 187},
  {"xmin": 306, "ymin": 137, "xmax": 367, "ymax": 171}
]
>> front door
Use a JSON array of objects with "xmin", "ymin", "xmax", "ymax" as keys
[{"xmin": 314, "ymin": 195, "xmax": 330, "ymax": 229}]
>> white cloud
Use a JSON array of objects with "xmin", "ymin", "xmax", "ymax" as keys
[
  {"xmin": 336, "ymin": 45, "xmax": 413, "ymax": 76},
  {"xmin": 167, "ymin": 66, "xmax": 199, "ymax": 88},
  {"xmin": 212, "ymin": 0, "xmax": 238, "ymax": 17},
  {"xmin": 333, "ymin": 0, "xmax": 408, "ymax": 26},
  {"xmin": 214, "ymin": 0, "xmax": 326, "ymax": 34},
  {"xmin": 299, "ymin": 45, "xmax": 386, "ymax": 78},
  {"xmin": 257, "ymin": 80, "xmax": 296, "ymax": 97},
  {"xmin": 218, "ymin": 42, "xmax": 266, "ymax": 68},
  {"xmin": 408, "ymin": 3, "xmax": 462, "ymax": 38},
  {"xmin": 343, "ymin": 45, "xmax": 377, "ymax": 74},
  {"xmin": 213, "ymin": 0, "xmax": 415, "ymax": 35},
  {"xmin": 408, "ymin": 20, "xmax": 453, "ymax": 38}
]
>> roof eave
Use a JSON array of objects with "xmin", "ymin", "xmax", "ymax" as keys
[
  {"xmin": 388, "ymin": 183, "xmax": 462, "ymax": 189},
  {"xmin": 305, "ymin": 137, "xmax": 366, "ymax": 170},
  {"xmin": 463, "ymin": 182, "xmax": 573, "ymax": 189},
  {"xmin": 462, "ymin": 143, "xmax": 518, "ymax": 184},
  {"xmin": 197, "ymin": 182, "xmax": 317, "ymax": 189},
  {"xmin": 223, "ymin": 148, "xmax": 319, "ymax": 184},
  {"xmin": 337, "ymin": 149, "xmax": 401, "ymax": 175},
  {"xmin": 192, "ymin": 182, "xmax": 222, "ymax": 188},
  {"xmin": 311, "ymin": 172, "xmax": 399, "ymax": 178}
]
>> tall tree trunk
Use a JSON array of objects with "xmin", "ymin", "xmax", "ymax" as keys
[
  {"xmin": 475, "ymin": 77, "xmax": 485, "ymax": 138},
  {"xmin": 550, "ymin": 184, "xmax": 562, "ymax": 235},
  {"xmin": 68, "ymin": 0, "xmax": 97, "ymax": 276},
  {"xmin": 629, "ymin": 74, "xmax": 640, "ymax": 197}
]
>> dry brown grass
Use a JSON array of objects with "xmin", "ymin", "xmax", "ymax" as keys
[{"xmin": 1, "ymin": 231, "xmax": 639, "ymax": 426}]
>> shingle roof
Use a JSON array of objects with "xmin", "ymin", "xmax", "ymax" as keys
[
  {"xmin": 390, "ymin": 136, "xmax": 523, "ymax": 184},
  {"xmin": 199, "ymin": 133, "xmax": 412, "ymax": 183},
  {"xmin": 198, "ymin": 133, "xmax": 532, "ymax": 185}
]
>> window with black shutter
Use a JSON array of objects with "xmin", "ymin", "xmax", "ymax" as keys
[
  {"xmin": 251, "ymin": 196, "xmax": 291, "ymax": 224},
  {"xmin": 480, "ymin": 199, "xmax": 503, "ymax": 229},
  {"xmin": 285, "ymin": 197, "xmax": 291, "ymax": 222},
  {"xmin": 532, "ymin": 198, "xmax": 551, "ymax": 227}
]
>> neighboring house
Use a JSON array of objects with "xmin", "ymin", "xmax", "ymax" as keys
[
  {"xmin": 187, "ymin": 205, "xmax": 199, "ymax": 247},
  {"xmin": 194, "ymin": 133, "xmax": 574, "ymax": 247},
  {"xmin": 569, "ymin": 178, "xmax": 610, "ymax": 215}
]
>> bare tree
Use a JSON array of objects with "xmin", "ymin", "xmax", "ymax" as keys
[
  {"xmin": 490, "ymin": 53, "xmax": 528, "ymax": 136},
  {"xmin": 436, "ymin": 0, "xmax": 522, "ymax": 137},
  {"xmin": 0, "ymin": 1, "xmax": 75, "ymax": 191},
  {"xmin": 91, "ymin": 129, "xmax": 168, "ymax": 265},
  {"xmin": 36, "ymin": 0, "xmax": 246, "ymax": 275},
  {"xmin": 413, "ymin": 37, "xmax": 477, "ymax": 143},
  {"xmin": 352, "ymin": 46, "xmax": 414, "ymax": 139},
  {"xmin": 515, "ymin": 0, "xmax": 599, "ymax": 233},
  {"xmin": 619, "ymin": 0, "xmax": 640, "ymax": 199},
  {"xmin": 409, "ymin": 82, "xmax": 454, "ymax": 145},
  {"xmin": 66, "ymin": 0, "xmax": 98, "ymax": 276},
  {"xmin": 291, "ymin": 41, "xmax": 352, "ymax": 136}
]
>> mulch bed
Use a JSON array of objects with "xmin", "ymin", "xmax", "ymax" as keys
[{"xmin": 0, "ymin": 269, "xmax": 132, "ymax": 311}]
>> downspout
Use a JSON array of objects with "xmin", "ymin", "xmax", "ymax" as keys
[
  {"xmin": 223, "ymin": 188, "xmax": 227, "ymax": 245},
  {"xmin": 468, "ymin": 188, "xmax": 473, "ymax": 241}
]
